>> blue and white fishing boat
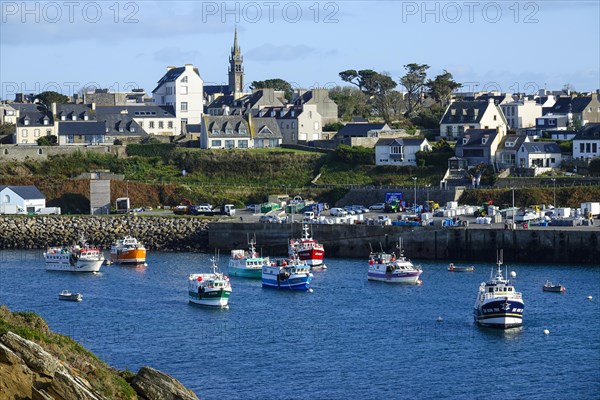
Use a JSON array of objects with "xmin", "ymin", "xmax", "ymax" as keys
[
  {"xmin": 262, "ymin": 253, "xmax": 313, "ymax": 291},
  {"xmin": 367, "ymin": 240, "xmax": 422, "ymax": 284},
  {"xmin": 474, "ymin": 250, "xmax": 524, "ymax": 329},
  {"xmin": 228, "ymin": 238, "xmax": 269, "ymax": 279}
]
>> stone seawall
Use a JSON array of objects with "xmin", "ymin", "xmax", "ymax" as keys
[
  {"xmin": 0, "ymin": 216, "xmax": 209, "ymax": 252},
  {"xmin": 209, "ymin": 223, "xmax": 600, "ymax": 265}
]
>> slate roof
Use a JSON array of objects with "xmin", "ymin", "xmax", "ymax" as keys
[
  {"xmin": 252, "ymin": 117, "xmax": 282, "ymax": 138},
  {"xmin": 337, "ymin": 123, "xmax": 389, "ymax": 137},
  {"xmin": 56, "ymin": 104, "xmax": 96, "ymax": 121},
  {"xmin": 543, "ymin": 96, "xmax": 591, "ymax": 115},
  {"xmin": 440, "ymin": 101, "xmax": 492, "ymax": 124},
  {"xmin": 186, "ymin": 124, "xmax": 202, "ymax": 134},
  {"xmin": 57, "ymin": 121, "xmax": 106, "ymax": 136},
  {"xmin": 205, "ymin": 116, "xmax": 251, "ymax": 137},
  {"xmin": 456, "ymin": 129, "xmax": 499, "ymax": 148},
  {"xmin": 572, "ymin": 123, "xmax": 600, "ymax": 141},
  {"xmin": 375, "ymin": 138, "xmax": 427, "ymax": 147},
  {"xmin": 152, "ymin": 66, "xmax": 201, "ymax": 93},
  {"xmin": 95, "ymin": 106, "xmax": 176, "ymax": 118},
  {"xmin": 521, "ymin": 142, "xmax": 561, "ymax": 154},
  {"xmin": 204, "ymin": 85, "xmax": 230, "ymax": 96},
  {"xmin": 0, "ymin": 185, "xmax": 45, "ymax": 199},
  {"xmin": 10, "ymin": 103, "xmax": 53, "ymax": 127},
  {"xmin": 99, "ymin": 113, "xmax": 145, "ymax": 136},
  {"xmin": 254, "ymin": 106, "xmax": 303, "ymax": 119},
  {"xmin": 498, "ymin": 134, "xmax": 529, "ymax": 151},
  {"xmin": 206, "ymin": 89, "xmax": 284, "ymax": 112}
]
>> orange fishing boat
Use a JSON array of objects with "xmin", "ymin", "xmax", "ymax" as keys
[{"xmin": 110, "ymin": 236, "xmax": 147, "ymax": 265}]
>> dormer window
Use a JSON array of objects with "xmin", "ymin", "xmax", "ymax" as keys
[
  {"xmin": 226, "ymin": 128, "xmax": 233, "ymax": 134},
  {"xmin": 130, "ymin": 127, "xmax": 135, "ymax": 132},
  {"xmin": 61, "ymin": 115, "xmax": 66, "ymax": 121},
  {"xmin": 240, "ymin": 128, "xmax": 247, "ymax": 135},
  {"xmin": 106, "ymin": 127, "xmax": 109, "ymax": 133},
  {"xmin": 212, "ymin": 129, "xmax": 219, "ymax": 135},
  {"xmin": 71, "ymin": 115, "xmax": 77, "ymax": 121},
  {"xmin": 482, "ymin": 137, "xmax": 488, "ymax": 144},
  {"xmin": 119, "ymin": 127, "xmax": 124, "ymax": 132},
  {"xmin": 462, "ymin": 138, "xmax": 468, "ymax": 145},
  {"xmin": 83, "ymin": 115, "xmax": 89, "ymax": 121},
  {"xmin": 43, "ymin": 118, "xmax": 49, "ymax": 126},
  {"xmin": 24, "ymin": 118, "xmax": 30, "ymax": 126}
]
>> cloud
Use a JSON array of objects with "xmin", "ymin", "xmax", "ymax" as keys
[
  {"xmin": 152, "ymin": 47, "xmax": 201, "ymax": 63},
  {"xmin": 245, "ymin": 44, "xmax": 337, "ymax": 62}
]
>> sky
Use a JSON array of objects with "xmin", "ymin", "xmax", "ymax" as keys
[{"xmin": 1, "ymin": 0, "xmax": 599, "ymax": 100}]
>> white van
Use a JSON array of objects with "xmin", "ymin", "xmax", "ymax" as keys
[
  {"xmin": 303, "ymin": 211, "xmax": 315, "ymax": 221},
  {"xmin": 330, "ymin": 208, "xmax": 348, "ymax": 217}
]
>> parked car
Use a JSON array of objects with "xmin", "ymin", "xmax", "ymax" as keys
[
  {"xmin": 369, "ymin": 203, "xmax": 385, "ymax": 211},
  {"xmin": 351, "ymin": 205, "xmax": 369, "ymax": 213},
  {"xmin": 259, "ymin": 215, "xmax": 281, "ymax": 223},
  {"xmin": 343, "ymin": 206, "xmax": 356, "ymax": 215},
  {"xmin": 246, "ymin": 204, "xmax": 261, "ymax": 212},
  {"xmin": 330, "ymin": 208, "xmax": 348, "ymax": 217}
]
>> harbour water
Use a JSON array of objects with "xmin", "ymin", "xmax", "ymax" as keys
[{"xmin": 0, "ymin": 250, "xmax": 599, "ymax": 399}]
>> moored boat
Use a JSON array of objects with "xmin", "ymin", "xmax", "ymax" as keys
[
  {"xmin": 543, "ymin": 280, "xmax": 566, "ymax": 292},
  {"xmin": 474, "ymin": 250, "xmax": 524, "ymax": 329},
  {"xmin": 448, "ymin": 263, "xmax": 475, "ymax": 272},
  {"xmin": 44, "ymin": 241, "xmax": 104, "ymax": 273},
  {"xmin": 110, "ymin": 236, "xmax": 147, "ymax": 265},
  {"xmin": 228, "ymin": 238, "xmax": 269, "ymax": 278},
  {"xmin": 262, "ymin": 253, "xmax": 313, "ymax": 291},
  {"xmin": 289, "ymin": 224, "xmax": 325, "ymax": 268},
  {"xmin": 188, "ymin": 258, "xmax": 232, "ymax": 307},
  {"xmin": 58, "ymin": 290, "xmax": 83, "ymax": 302},
  {"xmin": 367, "ymin": 240, "xmax": 422, "ymax": 284}
]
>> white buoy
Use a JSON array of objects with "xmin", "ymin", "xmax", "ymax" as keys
[
  {"xmin": 436, "ymin": 316, "xmax": 443, "ymax": 322},
  {"xmin": 510, "ymin": 271, "xmax": 517, "ymax": 278},
  {"xmin": 588, "ymin": 295, "xmax": 593, "ymax": 300},
  {"xmin": 322, "ymin": 265, "xmax": 328, "ymax": 269},
  {"xmin": 308, "ymin": 288, "xmax": 314, "ymax": 293},
  {"xmin": 543, "ymin": 329, "xmax": 550, "ymax": 335}
]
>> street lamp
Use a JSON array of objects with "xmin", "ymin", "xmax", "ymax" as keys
[
  {"xmin": 412, "ymin": 177, "xmax": 417, "ymax": 213},
  {"xmin": 426, "ymin": 184, "xmax": 431, "ymax": 203},
  {"xmin": 551, "ymin": 178, "xmax": 556, "ymax": 207}
]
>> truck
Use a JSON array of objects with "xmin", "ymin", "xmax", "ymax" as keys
[
  {"xmin": 384, "ymin": 200, "xmax": 401, "ymax": 213},
  {"xmin": 115, "ymin": 197, "xmax": 130, "ymax": 214},
  {"xmin": 36, "ymin": 207, "xmax": 61, "ymax": 215},
  {"xmin": 190, "ymin": 204, "xmax": 236, "ymax": 216}
]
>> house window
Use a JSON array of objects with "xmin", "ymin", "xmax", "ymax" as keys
[
  {"xmin": 239, "ymin": 128, "xmax": 247, "ymax": 135},
  {"xmin": 225, "ymin": 140, "xmax": 235, "ymax": 149},
  {"xmin": 446, "ymin": 126, "xmax": 452, "ymax": 135},
  {"xmin": 61, "ymin": 115, "xmax": 66, "ymax": 121},
  {"xmin": 549, "ymin": 119, "xmax": 556, "ymax": 126},
  {"xmin": 22, "ymin": 129, "xmax": 28, "ymax": 137},
  {"xmin": 390, "ymin": 146, "xmax": 403, "ymax": 154},
  {"xmin": 67, "ymin": 135, "xmax": 74, "ymax": 143},
  {"xmin": 269, "ymin": 139, "xmax": 278, "ymax": 147},
  {"xmin": 46, "ymin": 130, "xmax": 51, "ymax": 135},
  {"xmin": 309, "ymin": 111, "xmax": 312, "ymax": 118},
  {"xmin": 168, "ymin": 121, "xmax": 173, "ymax": 129},
  {"xmin": 226, "ymin": 129, "xmax": 233, "ymax": 134},
  {"xmin": 161, "ymin": 96, "xmax": 165, "ymax": 103},
  {"xmin": 211, "ymin": 140, "xmax": 222, "ymax": 147},
  {"xmin": 119, "ymin": 127, "xmax": 124, "ymax": 132},
  {"xmin": 580, "ymin": 143, "xmax": 585, "ymax": 153},
  {"xmin": 181, "ymin": 86, "xmax": 188, "ymax": 95},
  {"xmin": 149, "ymin": 121, "xmax": 155, "ymax": 129},
  {"xmin": 158, "ymin": 121, "xmax": 164, "ymax": 129},
  {"xmin": 181, "ymin": 76, "xmax": 188, "ymax": 83},
  {"xmin": 139, "ymin": 121, "xmax": 144, "ymax": 128},
  {"xmin": 24, "ymin": 119, "xmax": 30, "ymax": 126},
  {"xmin": 43, "ymin": 119, "xmax": 49, "ymax": 125},
  {"xmin": 181, "ymin": 102, "xmax": 188, "ymax": 112},
  {"xmin": 71, "ymin": 115, "xmax": 77, "ymax": 120},
  {"xmin": 212, "ymin": 129, "xmax": 219, "ymax": 135},
  {"xmin": 493, "ymin": 115, "xmax": 497, "ymax": 121},
  {"xmin": 586, "ymin": 143, "xmax": 591, "ymax": 153},
  {"xmin": 34, "ymin": 129, "xmax": 40, "ymax": 137},
  {"xmin": 239, "ymin": 140, "xmax": 248, "ymax": 148},
  {"xmin": 593, "ymin": 143, "xmax": 597, "ymax": 153},
  {"xmin": 83, "ymin": 115, "xmax": 89, "ymax": 121}
]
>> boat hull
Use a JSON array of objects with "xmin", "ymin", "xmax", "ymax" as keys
[
  {"xmin": 110, "ymin": 248, "xmax": 146, "ymax": 264},
  {"xmin": 188, "ymin": 289, "xmax": 231, "ymax": 307},
  {"xmin": 543, "ymin": 286, "xmax": 566, "ymax": 293},
  {"xmin": 367, "ymin": 271, "xmax": 421, "ymax": 284},
  {"xmin": 228, "ymin": 266, "xmax": 262, "ymax": 278},
  {"xmin": 297, "ymin": 248, "xmax": 324, "ymax": 267},
  {"xmin": 448, "ymin": 266, "xmax": 474, "ymax": 272},
  {"xmin": 45, "ymin": 259, "xmax": 104, "ymax": 272},
  {"xmin": 474, "ymin": 299, "xmax": 524, "ymax": 329},
  {"xmin": 59, "ymin": 294, "xmax": 82, "ymax": 302},
  {"xmin": 261, "ymin": 276, "xmax": 312, "ymax": 291}
]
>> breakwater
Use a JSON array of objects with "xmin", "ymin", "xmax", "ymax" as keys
[
  {"xmin": 1, "ymin": 216, "xmax": 598, "ymax": 264},
  {"xmin": 0, "ymin": 216, "xmax": 209, "ymax": 251}
]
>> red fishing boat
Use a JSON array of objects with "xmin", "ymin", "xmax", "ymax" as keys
[{"xmin": 289, "ymin": 224, "xmax": 325, "ymax": 268}]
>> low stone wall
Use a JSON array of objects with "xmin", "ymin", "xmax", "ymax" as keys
[
  {"xmin": 0, "ymin": 145, "xmax": 127, "ymax": 162},
  {"xmin": 0, "ymin": 216, "xmax": 209, "ymax": 252}
]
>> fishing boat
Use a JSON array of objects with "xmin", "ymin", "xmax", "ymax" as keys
[
  {"xmin": 367, "ymin": 240, "xmax": 422, "ymax": 284},
  {"xmin": 110, "ymin": 236, "xmax": 147, "ymax": 265},
  {"xmin": 188, "ymin": 257, "xmax": 232, "ymax": 307},
  {"xmin": 228, "ymin": 238, "xmax": 269, "ymax": 278},
  {"xmin": 262, "ymin": 253, "xmax": 313, "ymax": 291},
  {"xmin": 288, "ymin": 224, "xmax": 325, "ymax": 267},
  {"xmin": 543, "ymin": 280, "xmax": 566, "ymax": 292},
  {"xmin": 58, "ymin": 290, "xmax": 83, "ymax": 302},
  {"xmin": 448, "ymin": 263, "xmax": 475, "ymax": 272},
  {"xmin": 44, "ymin": 239, "xmax": 104, "ymax": 273},
  {"xmin": 474, "ymin": 250, "xmax": 524, "ymax": 329}
]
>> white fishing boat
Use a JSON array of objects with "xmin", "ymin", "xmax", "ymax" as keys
[
  {"xmin": 58, "ymin": 290, "xmax": 83, "ymax": 302},
  {"xmin": 188, "ymin": 257, "xmax": 232, "ymax": 307},
  {"xmin": 44, "ymin": 239, "xmax": 104, "ymax": 273},
  {"xmin": 228, "ymin": 238, "xmax": 269, "ymax": 278},
  {"xmin": 367, "ymin": 240, "xmax": 422, "ymax": 284},
  {"xmin": 474, "ymin": 250, "xmax": 524, "ymax": 329}
]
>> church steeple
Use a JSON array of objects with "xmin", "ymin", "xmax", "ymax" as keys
[{"xmin": 228, "ymin": 27, "xmax": 244, "ymax": 98}]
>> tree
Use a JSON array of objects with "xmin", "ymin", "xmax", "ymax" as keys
[
  {"xmin": 0, "ymin": 123, "xmax": 16, "ymax": 136},
  {"xmin": 426, "ymin": 70, "xmax": 462, "ymax": 108},
  {"xmin": 34, "ymin": 91, "xmax": 69, "ymax": 107},
  {"xmin": 37, "ymin": 135, "xmax": 58, "ymax": 146},
  {"xmin": 329, "ymin": 86, "xmax": 370, "ymax": 121},
  {"xmin": 399, "ymin": 63, "xmax": 430, "ymax": 117},
  {"xmin": 339, "ymin": 69, "xmax": 397, "ymax": 123},
  {"xmin": 250, "ymin": 78, "xmax": 293, "ymax": 101}
]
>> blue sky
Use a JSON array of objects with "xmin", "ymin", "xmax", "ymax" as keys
[{"xmin": 1, "ymin": 1, "xmax": 599, "ymax": 100}]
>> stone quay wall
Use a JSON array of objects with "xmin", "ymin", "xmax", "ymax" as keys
[{"xmin": 0, "ymin": 216, "xmax": 208, "ymax": 252}]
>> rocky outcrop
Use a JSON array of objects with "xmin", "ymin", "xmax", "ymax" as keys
[
  {"xmin": 0, "ymin": 330, "xmax": 199, "ymax": 399},
  {"xmin": 130, "ymin": 366, "xmax": 199, "ymax": 400},
  {"xmin": 0, "ymin": 216, "xmax": 209, "ymax": 251}
]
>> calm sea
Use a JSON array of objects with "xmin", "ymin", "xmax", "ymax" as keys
[{"xmin": 0, "ymin": 250, "xmax": 599, "ymax": 400}]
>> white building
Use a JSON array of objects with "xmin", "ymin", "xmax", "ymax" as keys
[
  {"xmin": 439, "ymin": 99, "xmax": 508, "ymax": 139},
  {"xmin": 375, "ymin": 138, "xmax": 432, "ymax": 166},
  {"xmin": 572, "ymin": 123, "xmax": 600, "ymax": 161},
  {"xmin": 0, "ymin": 185, "xmax": 45, "ymax": 214},
  {"xmin": 500, "ymin": 99, "xmax": 542, "ymax": 131},
  {"xmin": 516, "ymin": 142, "xmax": 562, "ymax": 169},
  {"xmin": 152, "ymin": 64, "xmax": 204, "ymax": 133}
]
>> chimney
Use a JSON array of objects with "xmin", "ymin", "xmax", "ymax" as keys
[
  {"xmin": 166, "ymin": 66, "xmax": 176, "ymax": 71},
  {"xmin": 91, "ymin": 102, "xmax": 96, "ymax": 111},
  {"xmin": 51, "ymin": 102, "xmax": 57, "ymax": 116}
]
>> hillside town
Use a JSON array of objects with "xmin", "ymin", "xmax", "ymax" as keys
[{"xmin": 1, "ymin": 29, "xmax": 599, "ymax": 182}]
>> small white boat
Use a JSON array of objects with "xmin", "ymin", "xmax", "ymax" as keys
[
  {"xmin": 543, "ymin": 280, "xmax": 566, "ymax": 293},
  {"xmin": 228, "ymin": 238, "xmax": 269, "ymax": 278},
  {"xmin": 188, "ymin": 257, "xmax": 232, "ymax": 307},
  {"xmin": 448, "ymin": 263, "xmax": 475, "ymax": 272},
  {"xmin": 58, "ymin": 290, "xmax": 82, "ymax": 302},
  {"xmin": 367, "ymin": 239, "xmax": 422, "ymax": 284}
]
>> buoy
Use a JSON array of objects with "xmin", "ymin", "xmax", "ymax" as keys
[
  {"xmin": 543, "ymin": 329, "xmax": 550, "ymax": 335},
  {"xmin": 322, "ymin": 265, "xmax": 328, "ymax": 269},
  {"xmin": 417, "ymin": 279, "xmax": 423, "ymax": 285},
  {"xmin": 510, "ymin": 271, "xmax": 517, "ymax": 278},
  {"xmin": 587, "ymin": 295, "xmax": 593, "ymax": 300},
  {"xmin": 436, "ymin": 316, "xmax": 443, "ymax": 322},
  {"xmin": 308, "ymin": 288, "xmax": 314, "ymax": 293}
]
